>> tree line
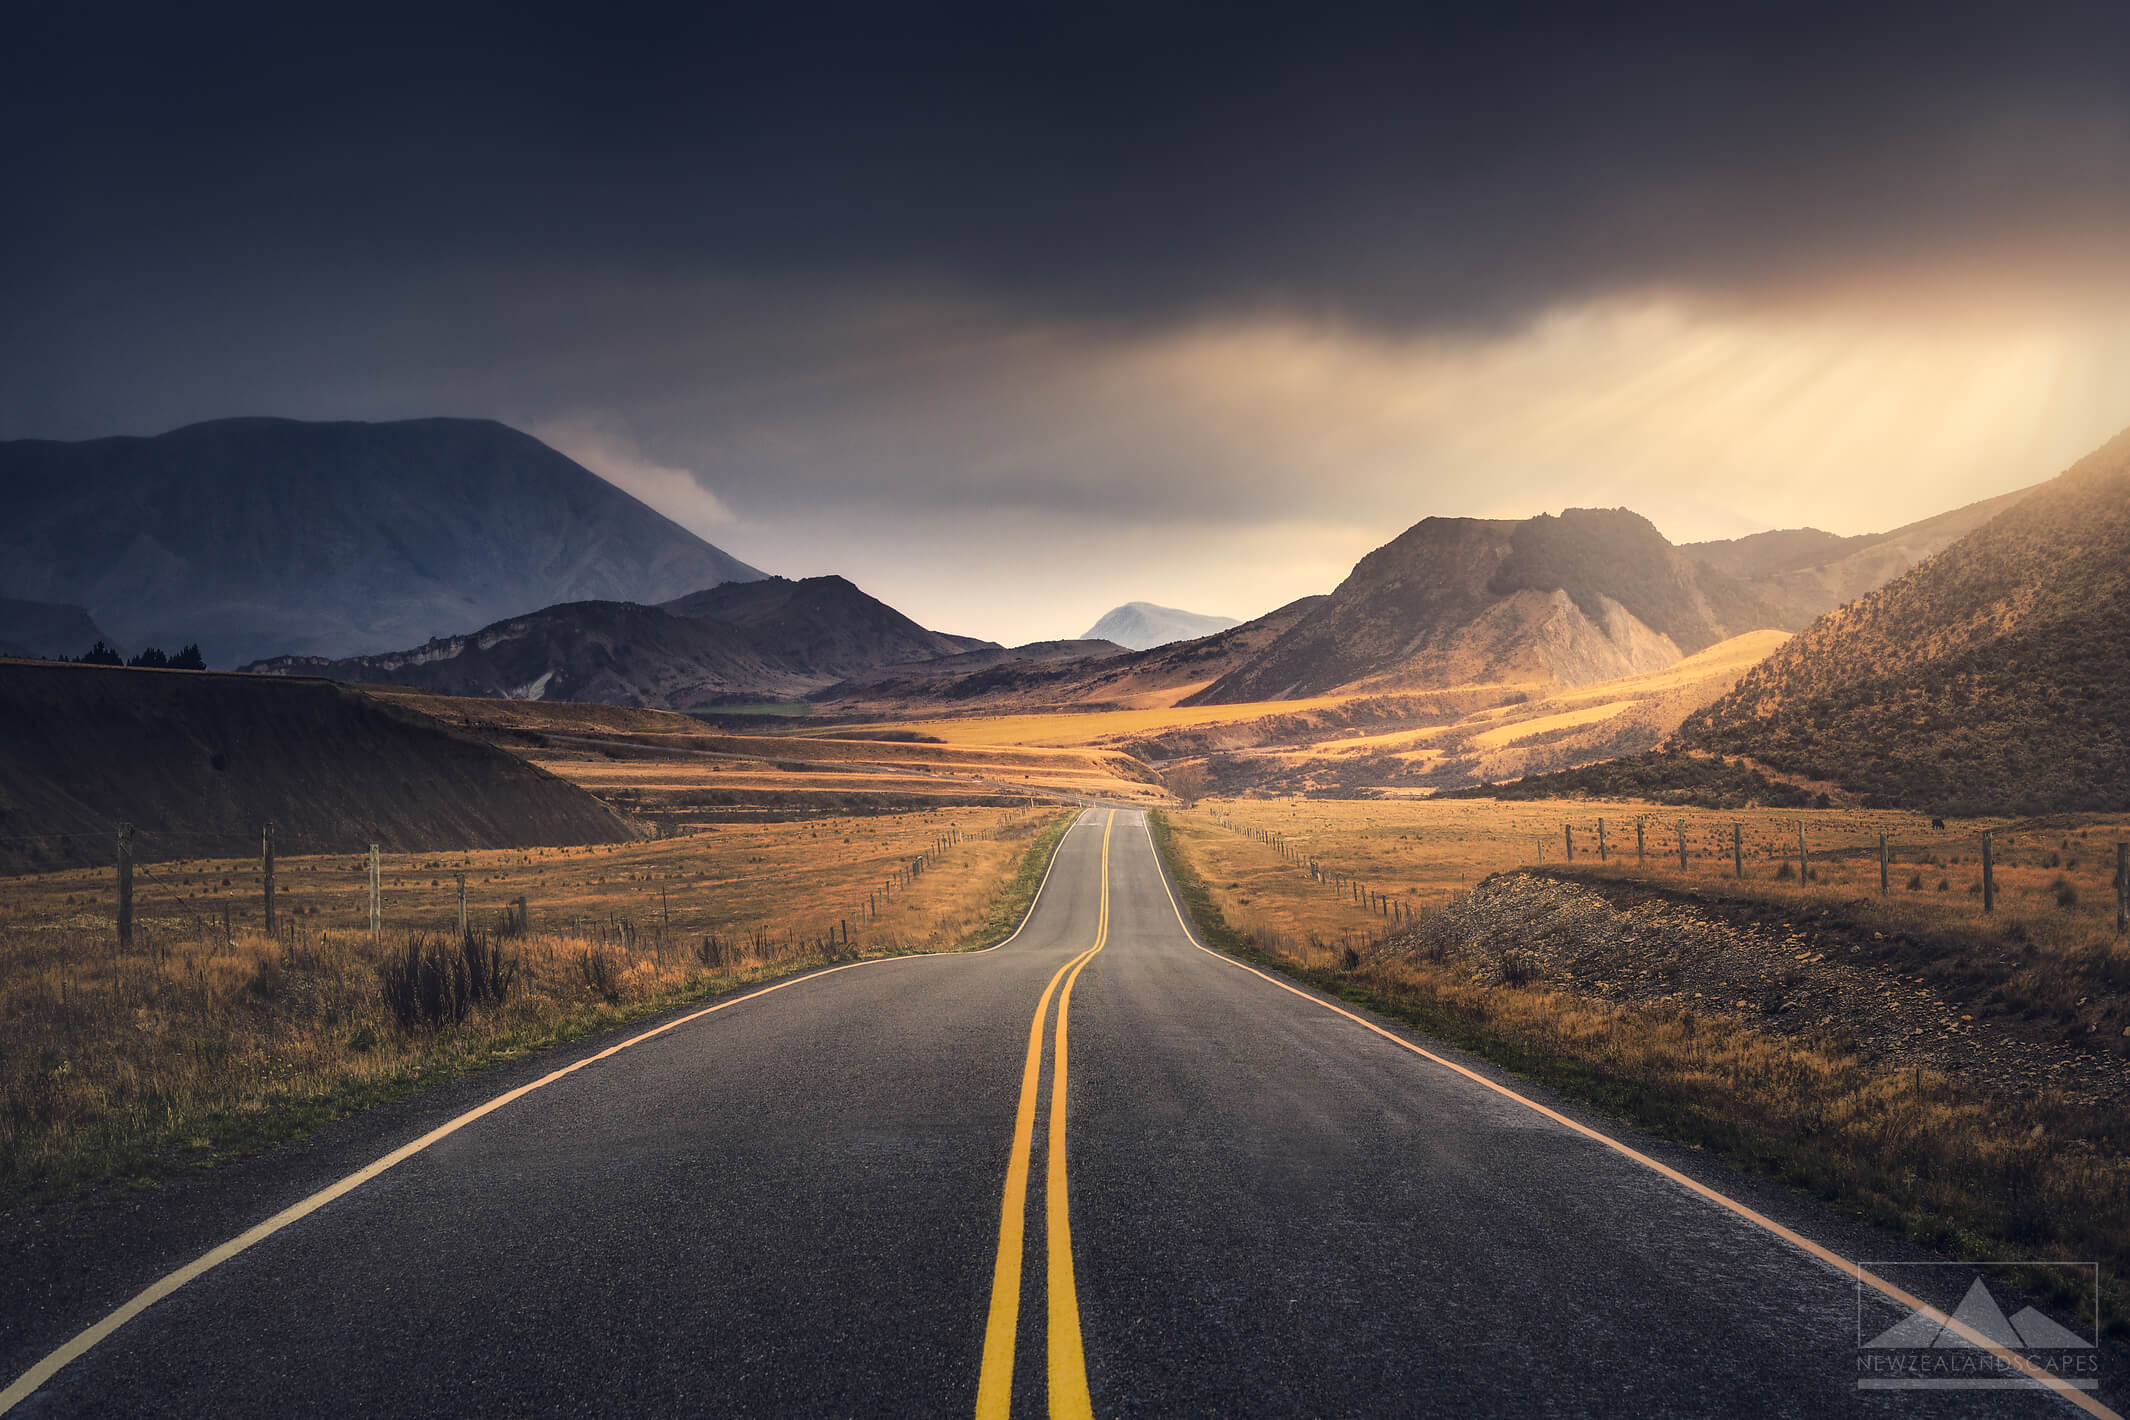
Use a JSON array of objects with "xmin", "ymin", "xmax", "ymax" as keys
[{"xmin": 70, "ymin": 641, "xmax": 207, "ymax": 670}]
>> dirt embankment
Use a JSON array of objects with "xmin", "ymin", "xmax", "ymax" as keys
[
  {"xmin": 1411, "ymin": 869, "xmax": 2130, "ymax": 1109},
  {"xmin": 0, "ymin": 661, "xmax": 645, "ymax": 871}
]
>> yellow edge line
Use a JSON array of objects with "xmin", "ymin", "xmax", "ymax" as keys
[
  {"xmin": 0, "ymin": 809, "xmax": 1087, "ymax": 1417},
  {"xmin": 1139, "ymin": 815, "xmax": 2120, "ymax": 1420},
  {"xmin": 1045, "ymin": 811, "xmax": 1110, "ymax": 1419}
]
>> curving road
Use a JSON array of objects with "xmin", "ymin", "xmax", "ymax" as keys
[{"xmin": 4, "ymin": 809, "xmax": 2120, "ymax": 1416}]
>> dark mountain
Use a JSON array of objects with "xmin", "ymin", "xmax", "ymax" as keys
[
  {"xmin": 0, "ymin": 417, "xmax": 765, "ymax": 667},
  {"xmin": 1675, "ymin": 426, "xmax": 2130, "ymax": 814},
  {"xmin": 1684, "ymin": 488, "xmax": 2032, "ymax": 629},
  {"xmin": 0, "ymin": 660, "xmax": 642, "ymax": 873},
  {"xmin": 1081, "ymin": 602, "xmax": 1241, "ymax": 650},
  {"xmin": 1191, "ymin": 509, "xmax": 1779, "ymax": 704},
  {"xmin": 247, "ymin": 576, "xmax": 998, "ymax": 710},
  {"xmin": 0, "ymin": 599, "xmax": 109, "ymax": 660},
  {"xmin": 663, "ymin": 575, "xmax": 989, "ymax": 678}
]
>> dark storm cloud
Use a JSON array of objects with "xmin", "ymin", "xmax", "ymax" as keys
[
  {"xmin": 8, "ymin": 1, "xmax": 2130, "ymax": 352},
  {"xmin": 5, "ymin": 0, "xmax": 2130, "ymax": 540}
]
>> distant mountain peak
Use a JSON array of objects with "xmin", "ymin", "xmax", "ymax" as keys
[{"xmin": 1081, "ymin": 602, "xmax": 1241, "ymax": 651}]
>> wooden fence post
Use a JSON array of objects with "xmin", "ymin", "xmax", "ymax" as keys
[
  {"xmin": 456, "ymin": 872, "xmax": 468, "ymax": 936},
  {"xmin": 1879, "ymin": 834, "xmax": 1889, "ymax": 897},
  {"xmin": 368, "ymin": 844, "xmax": 381, "ymax": 940},
  {"xmin": 116, "ymin": 821, "xmax": 134, "ymax": 951},
  {"xmin": 2117, "ymin": 842, "xmax": 2127, "ymax": 934},
  {"xmin": 1797, "ymin": 820, "xmax": 1809, "ymax": 884},
  {"xmin": 1636, "ymin": 817, "xmax": 1645, "ymax": 865},
  {"xmin": 262, "ymin": 820, "xmax": 276, "ymax": 935},
  {"xmin": 1676, "ymin": 820, "xmax": 1687, "ymax": 871},
  {"xmin": 1564, "ymin": 824, "xmax": 1574, "ymax": 862},
  {"xmin": 1981, "ymin": 832, "xmax": 1995, "ymax": 913},
  {"xmin": 517, "ymin": 895, "xmax": 530, "ymax": 934},
  {"xmin": 1597, "ymin": 818, "xmax": 1607, "ymax": 863},
  {"xmin": 1733, "ymin": 822, "xmax": 1743, "ymax": 880}
]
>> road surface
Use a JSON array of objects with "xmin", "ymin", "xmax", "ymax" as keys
[{"xmin": 4, "ymin": 809, "xmax": 2119, "ymax": 1416}]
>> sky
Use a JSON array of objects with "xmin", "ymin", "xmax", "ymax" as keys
[{"xmin": 5, "ymin": 0, "xmax": 2130, "ymax": 644}]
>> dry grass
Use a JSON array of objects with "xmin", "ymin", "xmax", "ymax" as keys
[
  {"xmin": 853, "ymin": 698, "xmax": 1365, "ymax": 748},
  {"xmin": 0, "ymin": 807, "xmax": 1075, "ymax": 1208},
  {"xmin": 1153, "ymin": 805, "xmax": 2130, "ymax": 1331},
  {"xmin": 1196, "ymin": 796, "xmax": 2130, "ymax": 963}
]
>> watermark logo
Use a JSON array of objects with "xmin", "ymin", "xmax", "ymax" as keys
[{"xmin": 1857, "ymin": 1262, "xmax": 2100, "ymax": 1394}]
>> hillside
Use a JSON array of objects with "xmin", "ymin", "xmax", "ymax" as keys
[
  {"xmin": 663, "ymin": 575, "xmax": 990, "ymax": 677},
  {"xmin": 248, "ymin": 576, "xmax": 998, "ymax": 710},
  {"xmin": 1082, "ymin": 602, "xmax": 1241, "ymax": 650},
  {"xmin": 0, "ymin": 599, "xmax": 108, "ymax": 660},
  {"xmin": 1191, "ymin": 509, "xmax": 1779, "ymax": 704},
  {"xmin": 0, "ymin": 660, "xmax": 643, "ymax": 872},
  {"xmin": 1676, "ymin": 427, "xmax": 2130, "ymax": 814},
  {"xmin": 0, "ymin": 417, "xmax": 765, "ymax": 666},
  {"xmin": 1685, "ymin": 488, "xmax": 2032, "ymax": 628}
]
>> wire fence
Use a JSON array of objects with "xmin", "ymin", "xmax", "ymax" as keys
[
  {"xmin": 1208, "ymin": 807, "xmax": 2130, "ymax": 933},
  {"xmin": 0, "ymin": 805, "xmax": 1035, "ymax": 963}
]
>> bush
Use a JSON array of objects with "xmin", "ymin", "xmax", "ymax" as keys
[
  {"xmin": 695, "ymin": 933, "xmax": 731, "ymax": 969},
  {"xmin": 380, "ymin": 931, "xmax": 516, "ymax": 1030},
  {"xmin": 2052, "ymin": 875, "xmax": 2080, "ymax": 909},
  {"xmin": 577, "ymin": 948, "xmax": 620, "ymax": 1002}
]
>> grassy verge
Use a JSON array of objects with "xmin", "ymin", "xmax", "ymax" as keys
[
  {"xmin": 2, "ymin": 808, "xmax": 1075, "ymax": 1213},
  {"xmin": 952, "ymin": 808, "xmax": 1078, "ymax": 951},
  {"xmin": 1149, "ymin": 810, "xmax": 2130, "ymax": 1335}
]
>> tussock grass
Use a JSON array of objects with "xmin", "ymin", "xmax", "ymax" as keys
[
  {"xmin": 1152, "ymin": 808, "xmax": 2130, "ymax": 1334},
  {"xmin": 0, "ymin": 807, "xmax": 1074, "ymax": 1210}
]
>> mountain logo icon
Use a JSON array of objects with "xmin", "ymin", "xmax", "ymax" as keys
[{"xmin": 1863, "ymin": 1277, "xmax": 2094, "ymax": 1350}]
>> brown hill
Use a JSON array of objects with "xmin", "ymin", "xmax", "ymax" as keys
[
  {"xmin": 246, "ymin": 576, "xmax": 999, "ymax": 710},
  {"xmin": 661, "ymin": 575, "xmax": 991, "ymax": 676},
  {"xmin": 1675, "ymin": 426, "xmax": 2130, "ymax": 814},
  {"xmin": 1190, "ymin": 509, "xmax": 1778, "ymax": 704},
  {"xmin": 1685, "ymin": 487, "xmax": 2032, "ymax": 629},
  {"xmin": 0, "ymin": 660, "xmax": 644, "ymax": 872}
]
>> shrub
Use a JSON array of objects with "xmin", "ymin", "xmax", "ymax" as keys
[
  {"xmin": 577, "ymin": 948, "xmax": 620, "ymax": 1002},
  {"xmin": 380, "ymin": 931, "xmax": 517, "ymax": 1030},
  {"xmin": 695, "ymin": 933, "xmax": 731, "ymax": 969},
  {"xmin": 461, "ymin": 930, "xmax": 517, "ymax": 1004},
  {"xmin": 2052, "ymin": 875, "xmax": 2080, "ymax": 909}
]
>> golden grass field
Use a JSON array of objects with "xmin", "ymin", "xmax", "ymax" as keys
[
  {"xmin": 1185, "ymin": 794, "xmax": 2129, "ymax": 932},
  {"xmin": 368, "ymin": 686, "xmax": 1169, "ymax": 816},
  {"xmin": 0, "ymin": 807, "xmax": 1075, "ymax": 1208}
]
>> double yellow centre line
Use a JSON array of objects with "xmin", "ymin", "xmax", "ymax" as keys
[{"xmin": 975, "ymin": 810, "xmax": 1112, "ymax": 1420}]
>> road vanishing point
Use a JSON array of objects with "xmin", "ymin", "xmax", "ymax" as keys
[{"xmin": 4, "ymin": 809, "xmax": 2121, "ymax": 1417}]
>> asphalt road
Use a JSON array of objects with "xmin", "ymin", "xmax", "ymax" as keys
[{"xmin": 5, "ymin": 808, "xmax": 2121, "ymax": 1417}]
